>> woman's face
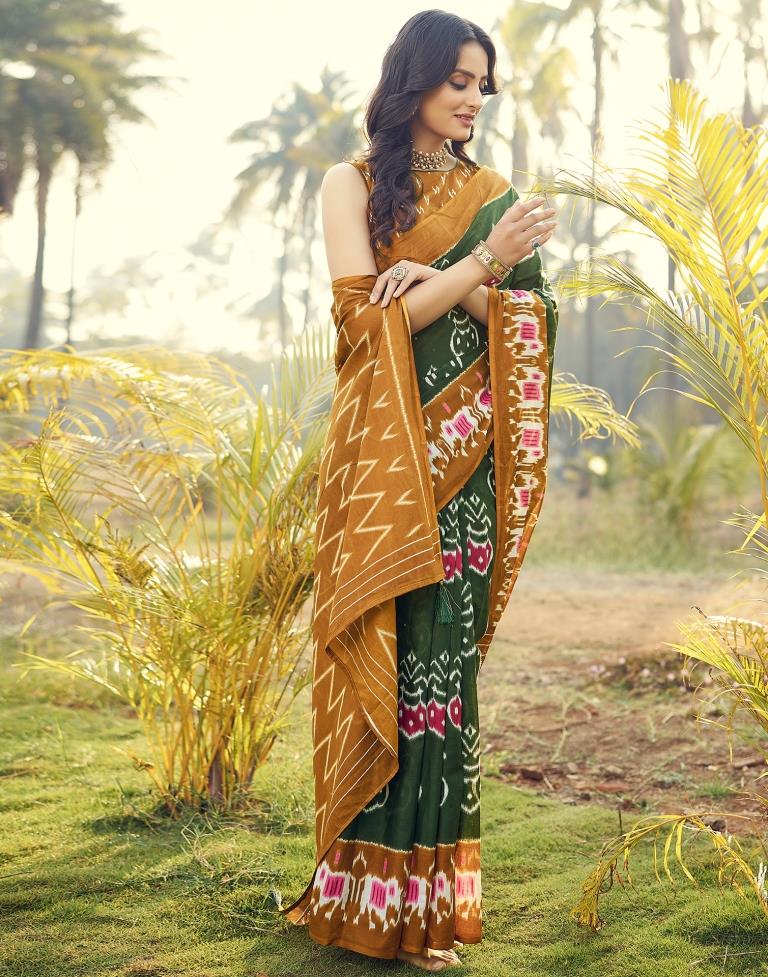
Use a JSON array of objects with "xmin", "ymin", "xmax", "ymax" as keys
[{"xmin": 412, "ymin": 40, "xmax": 489, "ymax": 149}]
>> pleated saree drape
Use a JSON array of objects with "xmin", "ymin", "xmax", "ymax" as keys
[{"xmin": 279, "ymin": 156, "xmax": 559, "ymax": 958}]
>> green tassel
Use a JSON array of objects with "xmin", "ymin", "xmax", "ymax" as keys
[{"xmin": 437, "ymin": 580, "xmax": 454, "ymax": 624}]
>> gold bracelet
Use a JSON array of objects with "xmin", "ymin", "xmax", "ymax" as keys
[{"xmin": 470, "ymin": 240, "xmax": 511, "ymax": 283}]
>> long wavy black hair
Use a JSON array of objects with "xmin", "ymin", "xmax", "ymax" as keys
[{"xmin": 357, "ymin": 10, "xmax": 500, "ymax": 257}]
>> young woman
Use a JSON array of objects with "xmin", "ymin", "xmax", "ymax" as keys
[{"xmin": 279, "ymin": 9, "xmax": 559, "ymax": 971}]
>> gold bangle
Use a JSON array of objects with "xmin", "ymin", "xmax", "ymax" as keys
[{"xmin": 470, "ymin": 240, "xmax": 511, "ymax": 282}]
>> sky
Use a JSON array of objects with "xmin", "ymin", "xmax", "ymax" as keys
[{"xmin": 0, "ymin": 0, "xmax": 753, "ymax": 357}]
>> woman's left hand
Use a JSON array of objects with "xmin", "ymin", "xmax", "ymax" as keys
[{"xmin": 368, "ymin": 260, "xmax": 440, "ymax": 307}]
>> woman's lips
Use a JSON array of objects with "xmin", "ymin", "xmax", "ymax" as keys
[{"xmin": 455, "ymin": 114, "xmax": 474, "ymax": 126}]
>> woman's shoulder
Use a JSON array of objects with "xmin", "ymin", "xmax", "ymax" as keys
[{"xmin": 323, "ymin": 156, "xmax": 372, "ymax": 194}]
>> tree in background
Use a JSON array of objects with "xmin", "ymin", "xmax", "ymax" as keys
[
  {"xmin": 226, "ymin": 67, "xmax": 360, "ymax": 352},
  {"xmin": 0, "ymin": 0, "xmax": 167, "ymax": 349},
  {"xmin": 497, "ymin": 1, "xmax": 578, "ymax": 181}
]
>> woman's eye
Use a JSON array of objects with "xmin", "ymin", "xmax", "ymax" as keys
[{"xmin": 450, "ymin": 80, "xmax": 492, "ymax": 95}]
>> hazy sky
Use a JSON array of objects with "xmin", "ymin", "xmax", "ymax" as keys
[{"xmin": 0, "ymin": 0, "xmax": 749, "ymax": 356}]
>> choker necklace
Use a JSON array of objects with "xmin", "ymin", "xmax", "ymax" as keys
[{"xmin": 411, "ymin": 144, "xmax": 449, "ymax": 170}]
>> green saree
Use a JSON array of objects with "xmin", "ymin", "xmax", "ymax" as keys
[{"xmin": 280, "ymin": 154, "xmax": 559, "ymax": 959}]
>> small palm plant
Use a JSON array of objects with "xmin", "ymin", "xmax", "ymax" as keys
[
  {"xmin": 537, "ymin": 77, "xmax": 768, "ymax": 928},
  {"xmin": 0, "ymin": 329, "xmax": 634, "ymax": 818},
  {"xmin": 620, "ymin": 414, "xmax": 749, "ymax": 540},
  {"xmin": 0, "ymin": 334, "xmax": 333, "ymax": 815}
]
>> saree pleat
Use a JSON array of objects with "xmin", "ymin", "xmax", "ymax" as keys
[{"xmin": 280, "ymin": 155, "xmax": 559, "ymax": 958}]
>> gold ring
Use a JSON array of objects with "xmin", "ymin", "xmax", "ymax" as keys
[{"xmin": 391, "ymin": 265, "xmax": 408, "ymax": 281}]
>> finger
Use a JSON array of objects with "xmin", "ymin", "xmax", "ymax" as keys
[
  {"xmin": 521, "ymin": 207, "xmax": 557, "ymax": 231},
  {"xmin": 512, "ymin": 195, "xmax": 546, "ymax": 216},
  {"xmin": 380, "ymin": 279, "xmax": 399, "ymax": 307},
  {"xmin": 391, "ymin": 271, "xmax": 414, "ymax": 298},
  {"xmin": 525, "ymin": 219, "xmax": 558, "ymax": 241},
  {"xmin": 526, "ymin": 227, "xmax": 555, "ymax": 252},
  {"xmin": 369, "ymin": 272, "xmax": 388, "ymax": 303}
]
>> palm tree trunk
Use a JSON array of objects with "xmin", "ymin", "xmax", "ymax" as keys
[
  {"xmin": 579, "ymin": 8, "xmax": 604, "ymax": 498},
  {"xmin": 511, "ymin": 84, "xmax": 528, "ymax": 179},
  {"xmin": 665, "ymin": 0, "xmax": 691, "ymax": 402},
  {"xmin": 302, "ymin": 197, "xmax": 317, "ymax": 331},
  {"xmin": 64, "ymin": 169, "xmax": 83, "ymax": 349},
  {"xmin": 277, "ymin": 224, "xmax": 290, "ymax": 352},
  {"xmin": 24, "ymin": 165, "xmax": 51, "ymax": 349}
]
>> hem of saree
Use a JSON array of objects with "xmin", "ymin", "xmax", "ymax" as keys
[
  {"xmin": 305, "ymin": 934, "xmax": 482, "ymax": 960},
  {"xmin": 278, "ymin": 613, "xmax": 403, "ymax": 922}
]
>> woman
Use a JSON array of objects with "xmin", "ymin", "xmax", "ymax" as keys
[{"xmin": 279, "ymin": 9, "xmax": 559, "ymax": 971}]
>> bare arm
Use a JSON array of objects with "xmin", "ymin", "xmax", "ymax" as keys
[
  {"xmin": 321, "ymin": 162, "xmax": 488, "ymax": 334},
  {"xmin": 455, "ymin": 281, "xmax": 490, "ymax": 326},
  {"xmin": 321, "ymin": 162, "xmax": 378, "ymax": 278},
  {"xmin": 395, "ymin": 256, "xmax": 489, "ymax": 334}
]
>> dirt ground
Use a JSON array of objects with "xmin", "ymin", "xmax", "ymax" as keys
[
  {"xmin": 2, "ymin": 565, "xmax": 767, "ymax": 843},
  {"xmin": 482, "ymin": 566, "xmax": 768, "ymax": 839}
]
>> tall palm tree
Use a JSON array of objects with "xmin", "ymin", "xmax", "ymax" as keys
[
  {"xmin": 0, "ymin": 0, "xmax": 167, "ymax": 349},
  {"xmin": 226, "ymin": 67, "xmax": 360, "ymax": 351},
  {"xmin": 545, "ymin": 0, "xmax": 626, "ymax": 394},
  {"xmin": 731, "ymin": 0, "xmax": 766, "ymax": 128},
  {"xmin": 496, "ymin": 2, "xmax": 578, "ymax": 180}
]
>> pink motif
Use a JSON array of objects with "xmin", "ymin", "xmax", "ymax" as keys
[
  {"xmin": 456, "ymin": 873, "xmax": 476, "ymax": 898},
  {"xmin": 522, "ymin": 427, "xmax": 542, "ymax": 448},
  {"xmin": 448, "ymin": 694, "xmax": 462, "ymax": 728},
  {"xmin": 448, "ymin": 410, "xmax": 474, "ymax": 439},
  {"xmin": 522, "ymin": 380, "xmax": 543, "ymax": 401},
  {"xmin": 511, "ymin": 288, "xmax": 531, "ymax": 298},
  {"xmin": 427, "ymin": 699, "xmax": 446, "ymax": 736},
  {"xmin": 333, "ymin": 849, "xmax": 341, "ymax": 866},
  {"xmin": 398, "ymin": 698, "xmax": 427, "ymax": 736},
  {"xmin": 468, "ymin": 538, "xmax": 492, "ymax": 572},
  {"xmin": 519, "ymin": 320, "xmax": 538, "ymax": 340},
  {"xmin": 369, "ymin": 879, "xmax": 388, "ymax": 910},
  {"xmin": 478, "ymin": 385, "xmax": 492, "ymax": 408},
  {"xmin": 406, "ymin": 876, "xmax": 421, "ymax": 905},
  {"xmin": 430, "ymin": 876, "xmax": 447, "ymax": 896},
  {"xmin": 442, "ymin": 547, "xmax": 462, "ymax": 580},
  {"xmin": 322, "ymin": 871, "xmax": 346, "ymax": 899}
]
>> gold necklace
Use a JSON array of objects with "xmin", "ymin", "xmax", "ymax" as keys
[{"xmin": 411, "ymin": 144, "xmax": 449, "ymax": 169}]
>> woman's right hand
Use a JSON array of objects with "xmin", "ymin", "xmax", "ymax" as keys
[{"xmin": 485, "ymin": 196, "xmax": 558, "ymax": 269}]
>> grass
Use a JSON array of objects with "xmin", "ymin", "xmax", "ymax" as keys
[
  {"xmin": 1, "ymin": 482, "xmax": 766, "ymax": 976},
  {"xmin": 1, "ymin": 625, "xmax": 767, "ymax": 977},
  {"xmin": 527, "ymin": 480, "xmax": 747, "ymax": 573}
]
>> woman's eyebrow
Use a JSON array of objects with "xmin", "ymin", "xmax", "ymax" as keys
[{"xmin": 452, "ymin": 68, "xmax": 489, "ymax": 82}]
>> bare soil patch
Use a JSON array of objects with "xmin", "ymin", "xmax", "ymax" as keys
[{"xmin": 483, "ymin": 566, "xmax": 768, "ymax": 838}]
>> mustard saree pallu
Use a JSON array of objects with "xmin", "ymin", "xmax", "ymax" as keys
[{"xmin": 280, "ymin": 157, "xmax": 559, "ymax": 958}]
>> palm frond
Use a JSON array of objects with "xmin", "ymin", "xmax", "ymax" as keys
[
  {"xmin": 550, "ymin": 371, "xmax": 640, "ymax": 445},
  {"xmin": 538, "ymin": 78, "xmax": 768, "ymax": 527},
  {"xmin": 571, "ymin": 813, "xmax": 768, "ymax": 931}
]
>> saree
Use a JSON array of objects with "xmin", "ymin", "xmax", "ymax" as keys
[{"xmin": 279, "ymin": 155, "xmax": 559, "ymax": 958}]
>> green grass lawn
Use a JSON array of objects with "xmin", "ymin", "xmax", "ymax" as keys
[{"xmin": 1, "ymin": 627, "xmax": 767, "ymax": 977}]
